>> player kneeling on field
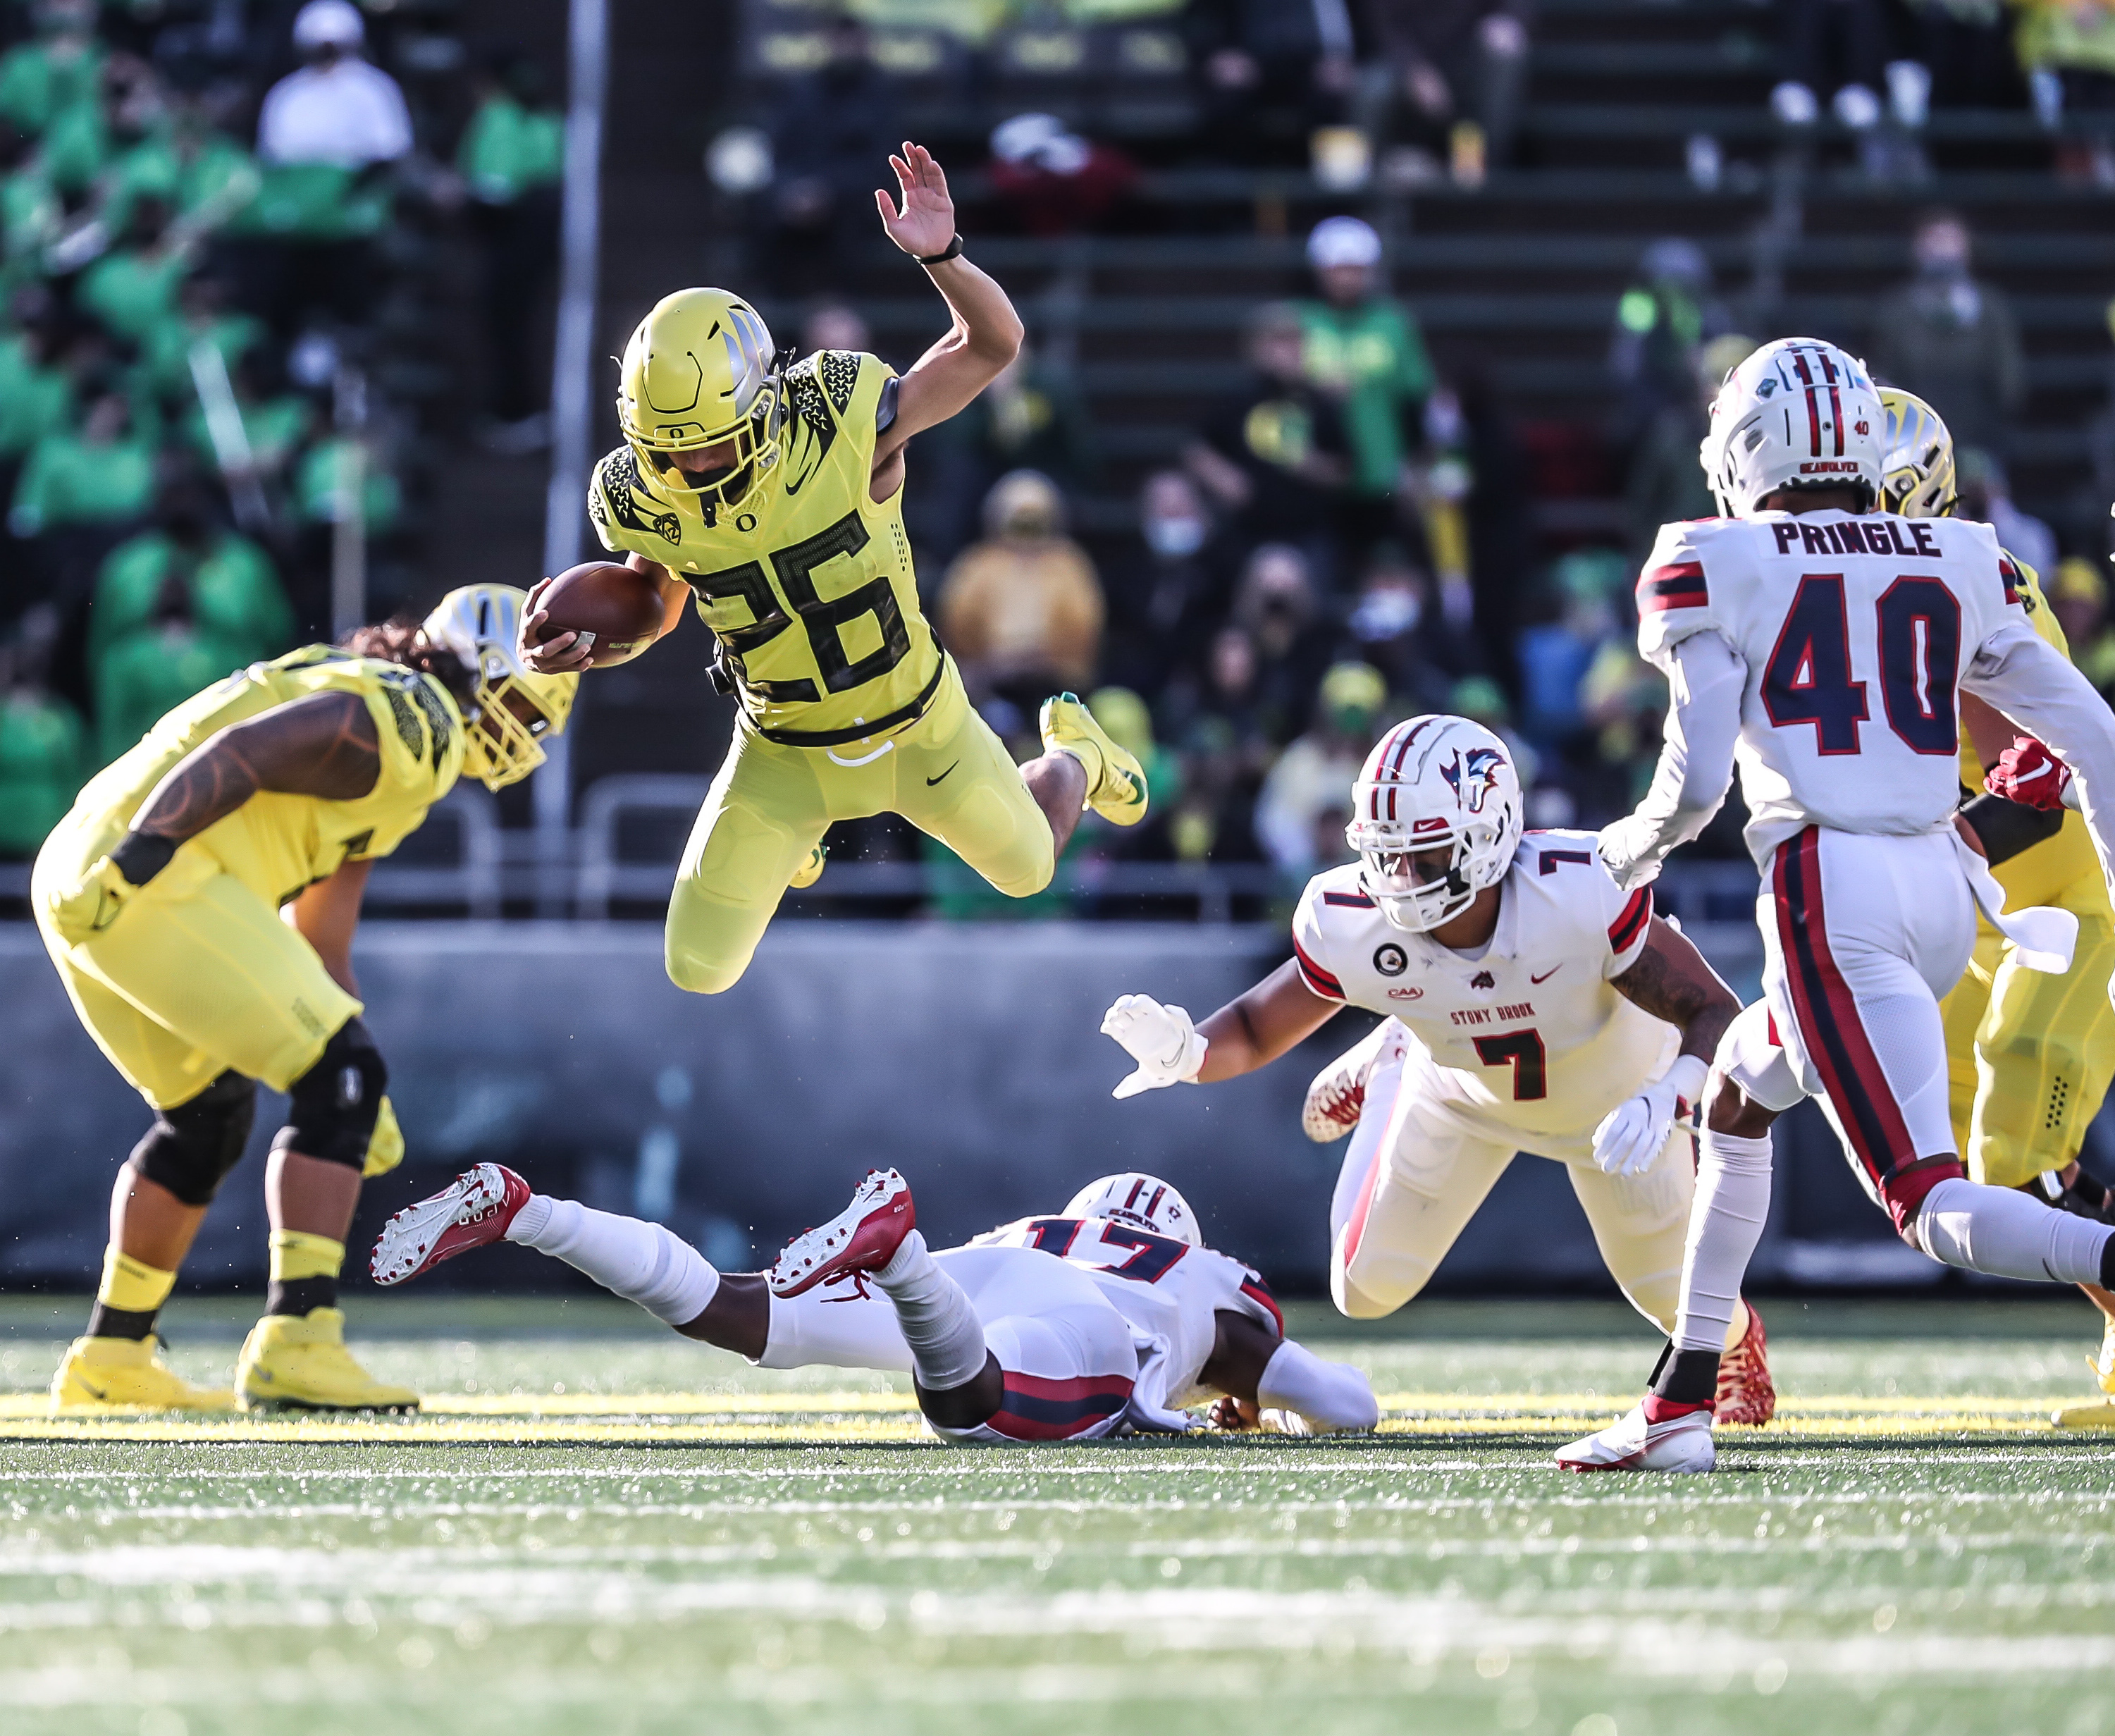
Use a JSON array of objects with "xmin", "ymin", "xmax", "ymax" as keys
[
  {"xmin": 1100, "ymin": 715, "xmax": 1775, "ymax": 1426},
  {"xmin": 37, "ymin": 586, "xmax": 575, "ymax": 1413},
  {"xmin": 372, "ymin": 1166, "xmax": 1378, "ymax": 1440}
]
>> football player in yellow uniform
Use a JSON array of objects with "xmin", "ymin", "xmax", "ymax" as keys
[
  {"xmin": 35, "ymin": 586, "xmax": 575, "ymax": 1412},
  {"xmin": 1882, "ymin": 391, "xmax": 2115, "ymax": 1408},
  {"xmin": 520, "ymin": 142, "xmax": 1146, "ymax": 995}
]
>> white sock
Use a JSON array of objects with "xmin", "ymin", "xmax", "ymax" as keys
[
  {"xmin": 506, "ymin": 1195, "xmax": 721, "ymax": 1325},
  {"xmin": 1916, "ymin": 1177, "xmax": 2113, "ymax": 1284},
  {"xmin": 868, "ymin": 1231, "xmax": 987, "ymax": 1391},
  {"xmin": 1674, "ymin": 1128, "xmax": 1774, "ymax": 1354}
]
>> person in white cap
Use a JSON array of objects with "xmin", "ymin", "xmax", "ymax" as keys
[
  {"xmin": 1296, "ymin": 216, "xmax": 1436, "ymax": 556},
  {"xmin": 250, "ymin": 0, "xmax": 412, "ymax": 331},
  {"xmin": 258, "ymin": 0, "xmax": 412, "ymax": 171}
]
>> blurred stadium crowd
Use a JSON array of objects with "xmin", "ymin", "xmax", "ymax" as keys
[
  {"xmin": 8, "ymin": 0, "xmax": 2115, "ymax": 913},
  {"xmin": 0, "ymin": 0, "xmax": 561, "ymax": 861},
  {"xmin": 705, "ymin": 0, "xmax": 2115, "ymax": 894}
]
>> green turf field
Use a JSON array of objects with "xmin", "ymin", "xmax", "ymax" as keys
[{"xmin": 4, "ymin": 1295, "xmax": 2114, "ymax": 1736}]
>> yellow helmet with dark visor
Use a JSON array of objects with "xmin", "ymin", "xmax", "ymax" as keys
[{"xmin": 616, "ymin": 288, "xmax": 784, "ymax": 512}]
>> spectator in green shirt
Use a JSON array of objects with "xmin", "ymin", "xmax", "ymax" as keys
[
  {"xmin": 0, "ymin": 0, "xmax": 104, "ymax": 138},
  {"xmin": 0, "ymin": 603, "xmax": 86, "ymax": 856},
  {"xmin": 90, "ymin": 475, "xmax": 293, "ymax": 675},
  {"xmin": 78, "ymin": 195, "xmax": 190, "ymax": 345},
  {"xmin": 457, "ymin": 50, "xmax": 562, "ymax": 433},
  {"xmin": 10, "ymin": 391, "xmax": 157, "ymax": 538},
  {"xmin": 139, "ymin": 271, "xmax": 265, "ymax": 405},
  {"xmin": 0, "ymin": 308, "xmax": 73, "ymax": 458},
  {"xmin": 1295, "ymin": 216, "xmax": 1434, "ymax": 553},
  {"xmin": 92, "ymin": 577, "xmax": 251, "ymax": 765},
  {"xmin": 296, "ymin": 433, "xmax": 401, "ymax": 534}
]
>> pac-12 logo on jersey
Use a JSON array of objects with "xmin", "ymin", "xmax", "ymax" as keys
[{"xmin": 1442, "ymin": 748, "xmax": 1506, "ymax": 813}]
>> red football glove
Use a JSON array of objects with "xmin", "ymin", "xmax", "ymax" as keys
[{"xmin": 1986, "ymin": 735, "xmax": 2073, "ymax": 811}]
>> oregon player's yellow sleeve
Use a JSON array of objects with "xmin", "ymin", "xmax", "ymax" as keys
[
  {"xmin": 587, "ymin": 445, "xmax": 685, "ymax": 562},
  {"xmin": 1957, "ymin": 554, "xmax": 2104, "ymax": 908},
  {"xmin": 346, "ymin": 663, "xmax": 467, "ymax": 861}
]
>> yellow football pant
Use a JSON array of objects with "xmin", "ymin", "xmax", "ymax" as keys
[
  {"xmin": 666, "ymin": 659, "xmax": 1055, "ymax": 994},
  {"xmin": 1942, "ymin": 894, "xmax": 2115, "ymax": 1190},
  {"xmin": 32, "ymin": 812, "xmax": 357, "ymax": 1112}
]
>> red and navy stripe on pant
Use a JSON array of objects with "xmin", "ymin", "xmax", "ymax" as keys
[
  {"xmin": 1771, "ymin": 827, "xmax": 1962, "ymax": 1230},
  {"xmin": 982, "ymin": 1370, "xmax": 1134, "ymax": 1441}
]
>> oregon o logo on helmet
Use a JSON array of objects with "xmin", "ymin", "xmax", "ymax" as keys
[{"xmin": 1373, "ymin": 943, "xmax": 1408, "ymax": 977}]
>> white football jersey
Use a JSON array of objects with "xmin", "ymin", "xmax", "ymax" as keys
[
  {"xmin": 1290, "ymin": 833, "xmax": 1677, "ymax": 1136},
  {"xmin": 976, "ymin": 1214, "xmax": 1283, "ymax": 1425},
  {"xmin": 1636, "ymin": 510, "xmax": 2023, "ymax": 863}
]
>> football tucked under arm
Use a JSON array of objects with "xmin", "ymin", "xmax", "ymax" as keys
[
  {"xmin": 1255, "ymin": 1339, "xmax": 1380, "ymax": 1436},
  {"xmin": 1596, "ymin": 631, "xmax": 1743, "ymax": 892}
]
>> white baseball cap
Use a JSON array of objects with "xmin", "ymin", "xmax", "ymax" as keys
[
  {"xmin": 1307, "ymin": 214, "xmax": 1382, "ymax": 271},
  {"xmin": 292, "ymin": 0, "xmax": 364, "ymax": 50}
]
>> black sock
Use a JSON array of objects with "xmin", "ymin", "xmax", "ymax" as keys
[
  {"xmin": 86, "ymin": 1302, "xmax": 159, "ymax": 1341},
  {"xmin": 266, "ymin": 1275, "xmax": 338, "ymax": 1317},
  {"xmin": 1650, "ymin": 1346, "xmax": 1722, "ymax": 1405},
  {"xmin": 2102, "ymin": 1236, "xmax": 2115, "ymax": 1291}
]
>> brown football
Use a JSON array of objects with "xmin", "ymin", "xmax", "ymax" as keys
[{"xmin": 528, "ymin": 561, "xmax": 668, "ymax": 667}]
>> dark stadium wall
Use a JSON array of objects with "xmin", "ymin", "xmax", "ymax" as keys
[{"xmin": 0, "ymin": 923, "xmax": 2006, "ymax": 1296}]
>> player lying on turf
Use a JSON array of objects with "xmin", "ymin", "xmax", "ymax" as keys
[
  {"xmin": 1876, "ymin": 392, "xmax": 2115, "ymax": 1425},
  {"xmin": 1097, "ymin": 714, "xmax": 1775, "ymax": 1425},
  {"xmin": 1560, "ymin": 338, "xmax": 2115, "ymax": 1473},
  {"xmin": 36, "ymin": 586, "xmax": 575, "ymax": 1414},
  {"xmin": 371, "ymin": 1166, "xmax": 1379, "ymax": 1441},
  {"xmin": 517, "ymin": 140, "xmax": 1145, "ymax": 997}
]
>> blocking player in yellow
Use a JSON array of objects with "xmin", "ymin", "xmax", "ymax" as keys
[
  {"xmin": 1882, "ymin": 390, "xmax": 2115, "ymax": 1410},
  {"xmin": 519, "ymin": 141, "xmax": 1145, "ymax": 995},
  {"xmin": 35, "ymin": 586, "xmax": 575, "ymax": 1412}
]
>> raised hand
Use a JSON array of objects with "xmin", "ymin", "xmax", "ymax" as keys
[{"xmin": 875, "ymin": 141, "xmax": 956, "ymax": 259}]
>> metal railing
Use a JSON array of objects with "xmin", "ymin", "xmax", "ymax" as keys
[{"xmin": 1, "ymin": 778, "xmax": 1765, "ymax": 925}]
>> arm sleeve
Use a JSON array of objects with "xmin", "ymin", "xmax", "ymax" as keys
[
  {"xmin": 1963, "ymin": 620, "xmax": 2115, "ymax": 899},
  {"xmin": 1257, "ymin": 1338, "xmax": 1379, "ymax": 1436},
  {"xmin": 1596, "ymin": 631, "xmax": 1744, "ymax": 892},
  {"xmin": 1290, "ymin": 880, "xmax": 1349, "ymax": 1002}
]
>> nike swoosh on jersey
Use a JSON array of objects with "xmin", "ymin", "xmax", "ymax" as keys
[
  {"xmin": 927, "ymin": 761, "xmax": 960, "ymax": 787},
  {"xmin": 1531, "ymin": 965, "xmax": 1562, "ymax": 983}
]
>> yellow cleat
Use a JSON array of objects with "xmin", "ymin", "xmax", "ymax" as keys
[
  {"xmin": 49, "ymin": 1335, "xmax": 236, "ymax": 1413},
  {"xmin": 789, "ymin": 843, "xmax": 828, "ymax": 890},
  {"xmin": 1040, "ymin": 693, "xmax": 1148, "ymax": 827},
  {"xmin": 2096, "ymin": 1315, "xmax": 2115, "ymax": 1396},
  {"xmin": 2054, "ymin": 1398, "xmax": 2115, "ymax": 1429},
  {"xmin": 235, "ymin": 1308, "xmax": 419, "ymax": 1412}
]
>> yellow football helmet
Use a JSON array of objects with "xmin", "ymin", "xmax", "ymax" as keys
[
  {"xmin": 419, "ymin": 584, "xmax": 576, "ymax": 789},
  {"xmin": 616, "ymin": 288, "xmax": 784, "ymax": 511},
  {"xmin": 1877, "ymin": 386, "xmax": 1958, "ymax": 519}
]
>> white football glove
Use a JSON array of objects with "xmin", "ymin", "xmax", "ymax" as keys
[
  {"xmin": 1101, "ymin": 995, "xmax": 1208, "ymax": 1100},
  {"xmin": 1591, "ymin": 1077, "xmax": 1680, "ymax": 1178},
  {"xmin": 1594, "ymin": 816, "xmax": 1665, "ymax": 894}
]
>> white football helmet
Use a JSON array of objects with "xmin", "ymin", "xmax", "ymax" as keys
[
  {"xmin": 1063, "ymin": 1173, "xmax": 1202, "ymax": 1248},
  {"xmin": 1346, "ymin": 715, "xmax": 1523, "ymax": 933},
  {"xmin": 420, "ymin": 584, "xmax": 577, "ymax": 790},
  {"xmin": 1698, "ymin": 336, "xmax": 1884, "ymax": 517}
]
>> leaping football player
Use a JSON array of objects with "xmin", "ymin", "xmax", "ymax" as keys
[
  {"xmin": 36, "ymin": 586, "xmax": 575, "ymax": 1412},
  {"xmin": 1560, "ymin": 338, "xmax": 2115, "ymax": 1473},
  {"xmin": 372, "ymin": 1166, "xmax": 1379, "ymax": 1441},
  {"xmin": 1874, "ymin": 390, "xmax": 2115, "ymax": 1422},
  {"xmin": 519, "ymin": 142, "xmax": 1145, "ymax": 995},
  {"xmin": 1097, "ymin": 714, "xmax": 1777, "ymax": 1425}
]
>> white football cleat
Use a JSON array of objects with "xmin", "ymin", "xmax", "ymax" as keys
[
  {"xmin": 1302, "ymin": 1018, "xmax": 1409, "ymax": 1143},
  {"xmin": 767, "ymin": 1169, "xmax": 916, "ymax": 1298},
  {"xmin": 370, "ymin": 1162, "xmax": 531, "ymax": 1286},
  {"xmin": 1555, "ymin": 1401, "xmax": 1716, "ymax": 1474}
]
